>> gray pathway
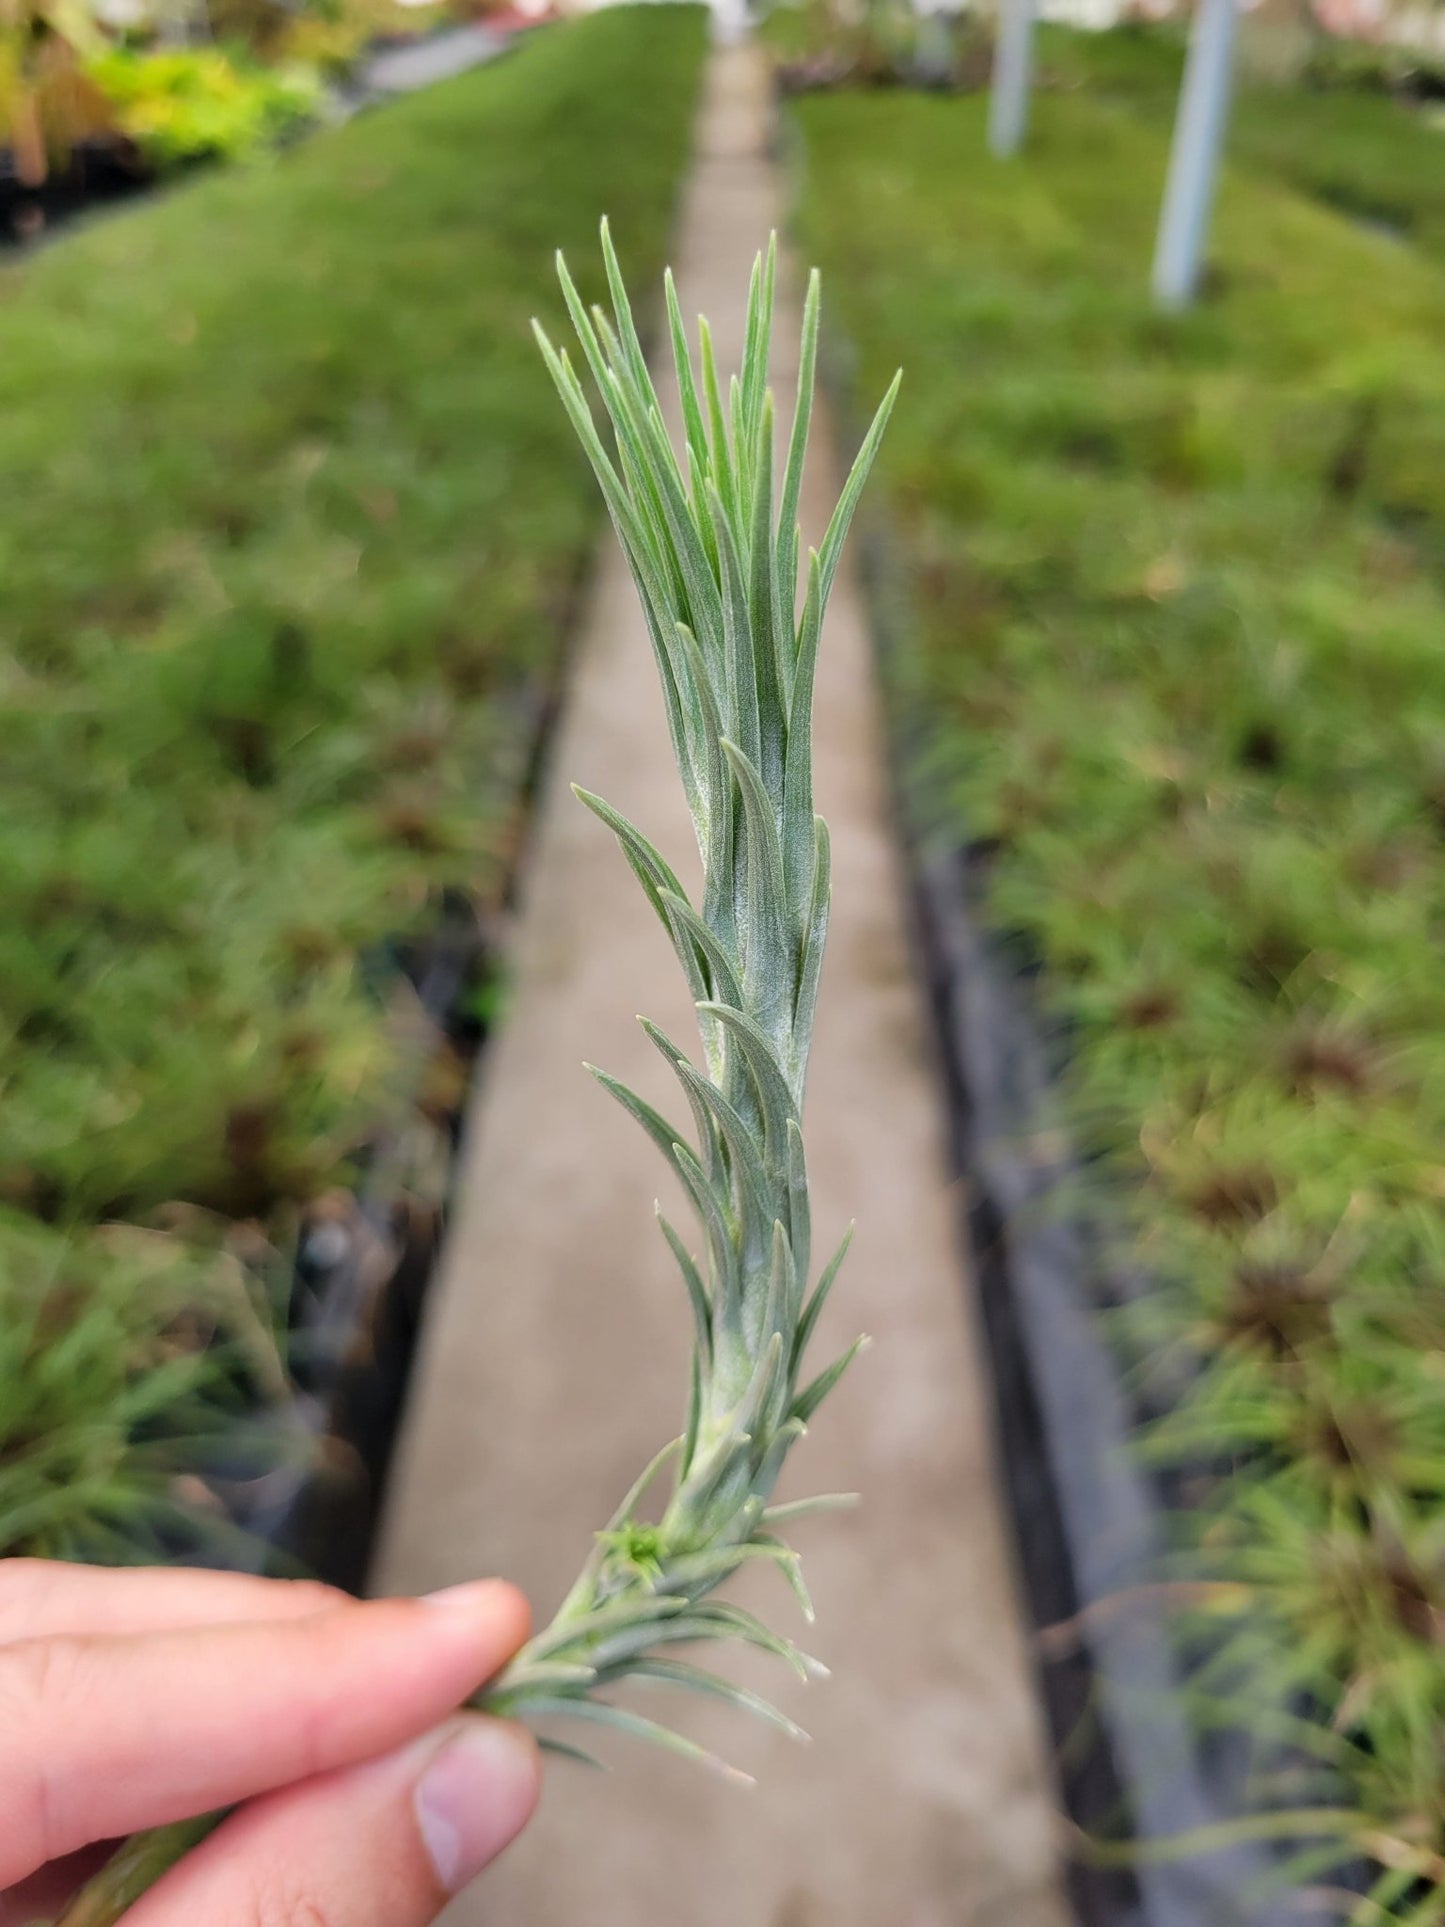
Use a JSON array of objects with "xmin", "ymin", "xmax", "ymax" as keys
[
  {"xmin": 360, "ymin": 24, "xmax": 503, "ymax": 96},
  {"xmin": 374, "ymin": 40, "xmax": 1068, "ymax": 1927}
]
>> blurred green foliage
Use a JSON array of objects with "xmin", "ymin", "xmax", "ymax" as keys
[
  {"xmin": 788, "ymin": 72, "xmax": 1445, "ymax": 1910},
  {"xmin": 0, "ymin": 3, "xmax": 707, "ymax": 1555},
  {"xmin": 86, "ymin": 45, "xmax": 321, "ymax": 166},
  {"xmin": 761, "ymin": 0, "xmax": 993, "ymax": 91},
  {"xmin": 0, "ymin": 1212, "xmax": 294, "ymax": 1560},
  {"xmin": 2, "ymin": 0, "xmax": 483, "ymax": 191}
]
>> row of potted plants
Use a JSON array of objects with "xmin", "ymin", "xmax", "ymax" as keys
[
  {"xmin": 0, "ymin": 3, "xmax": 709, "ymax": 1571},
  {"xmin": 0, "ymin": 0, "xmax": 534, "ymax": 241},
  {"xmin": 782, "ymin": 54, "xmax": 1445, "ymax": 1924}
]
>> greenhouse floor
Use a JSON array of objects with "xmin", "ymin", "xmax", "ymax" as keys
[{"xmin": 373, "ymin": 39, "xmax": 1067, "ymax": 1927}]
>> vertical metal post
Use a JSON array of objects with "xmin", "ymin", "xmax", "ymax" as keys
[
  {"xmin": 988, "ymin": 0, "xmax": 1036, "ymax": 159},
  {"xmin": 1151, "ymin": 0, "xmax": 1239, "ymax": 310}
]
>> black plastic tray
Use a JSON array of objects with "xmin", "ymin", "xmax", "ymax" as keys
[{"xmin": 213, "ymin": 897, "xmax": 492, "ymax": 1592}]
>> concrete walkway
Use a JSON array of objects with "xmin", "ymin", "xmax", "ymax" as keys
[
  {"xmin": 374, "ymin": 41, "xmax": 1068, "ymax": 1927},
  {"xmin": 359, "ymin": 25, "xmax": 504, "ymax": 96}
]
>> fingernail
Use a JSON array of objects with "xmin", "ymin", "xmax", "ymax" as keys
[
  {"xmin": 420, "ymin": 1579, "xmax": 504, "ymax": 1615},
  {"xmin": 415, "ymin": 1720, "xmax": 539, "ymax": 1893}
]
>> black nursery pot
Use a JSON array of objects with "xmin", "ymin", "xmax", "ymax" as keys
[
  {"xmin": 904, "ymin": 839, "xmax": 1332, "ymax": 1927},
  {"xmin": 0, "ymin": 140, "xmax": 153, "ymax": 247},
  {"xmin": 207, "ymin": 636, "xmax": 574, "ymax": 1595},
  {"xmin": 217, "ymin": 903, "xmax": 492, "ymax": 1596}
]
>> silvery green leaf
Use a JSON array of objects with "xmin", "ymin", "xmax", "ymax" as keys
[
  {"xmin": 791, "ymin": 815, "xmax": 832, "ymax": 1091},
  {"xmin": 527, "ymin": 1593, "xmax": 689, "ymax": 1665},
  {"xmin": 656, "ymin": 1207, "xmax": 713, "ymax": 1367},
  {"xmin": 665, "ymin": 268, "xmax": 709, "ymax": 481},
  {"xmin": 538, "ymin": 1735, "xmax": 609, "ymax": 1771},
  {"xmin": 599, "ymin": 216, "xmax": 655, "ymax": 401},
  {"xmin": 697, "ymin": 999, "xmax": 796, "ymax": 1170},
  {"xmin": 698, "ymin": 316, "xmax": 740, "ymax": 543},
  {"xmin": 761, "ymin": 1221, "xmax": 797, "ymax": 1359},
  {"xmin": 657, "ymin": 884, "xmax": 744, "ymax": 1013},
  {"xmin": 710, "ymin": 486, "xmax": 762, "ymax": 775},
  {"xmin": 784, "ymin": 1119, "xmax": 811, "ymax": 1303},
  {"xmin": 586, "ymin": 1063, "xmax": 692, "ymax": 1182},
  {"xmin": 790, "ymin": 1335, "xmax": 869, "ymax": 1426},
  {"xmin": 763, "ymin": 1491, "xmax": 861, "ymax": 1525},
  {"xmin": 747, "ymin": 394, "xmax": 789, "ymax": 801},
  {"xmin": 792, "ymin": 1224, "xmax": 854, "ymax": 1374},
  {"xmin": 754, "ymin": 1530, "xmax": 817, "ymax": 1624},
  {"xmin": 782, "ymin": 555, "xmax": 825, "ymax": 920},
  {"xmin": 495, "ymin": 1660, "xmax": 598, "ymax": 1695},
  {"xmin": 571, "ymin": 785, "xmax": 689, "ymax": 925},
  {"xmin": 628, "ymin": 1658, "xmax": 810, "ymax": 1746},
  {"xmin": 525, "ymin": 1696, "xmax": 755, "ymax": 1785},
  {"xmin": 652, "ymin": 1537, "xmax": 796, "ymax": 1594},
  {"xmin": 818, "ymin": 369, "xmax": 901, "ymax": 608},
  {"xmin": 776, "ymin": 267, "xmax": 820, "ymax": 648},
  {"xmin": 676, "ymin": 1597, "xmax": 825, "ymax": 1682}
]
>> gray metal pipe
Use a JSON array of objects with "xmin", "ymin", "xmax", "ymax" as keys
[
  {"xmin": 989, "ymin": 0, "xmax": 1037, "ymax": 158},
  {"xmin": 1151, "ymin": 0, "xmax": 1240, "ymax": 309}
]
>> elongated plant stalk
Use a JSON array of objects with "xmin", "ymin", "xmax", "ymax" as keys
[
  {"xmin": 54, "ymin": 226, "xmax": 896, "ymax": 1925},
  {"xmin": 471, "ymin": 225, "xmax": 897, "ymax": 1768}
]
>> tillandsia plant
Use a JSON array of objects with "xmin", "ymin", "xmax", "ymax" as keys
[
  {"xmin": 470, "ymin": 223, "xmax": 897, "ymax": 1763},
  {"xmin": 55, "ymin": 223, "xmax": 897, "ymax": 1925}
]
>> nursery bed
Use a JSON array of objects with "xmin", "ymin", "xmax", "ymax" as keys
[
  {"xmin": 903, "ymin": 792, "xmax": 1323, "ymax": 1927},
  {"xmin": 784, "ymin": 70, "xmax": 1445, "ymax": 1927},
  {"xmin": 0, "ymin": 2, "xmax": 709, "ymax": 1578}
]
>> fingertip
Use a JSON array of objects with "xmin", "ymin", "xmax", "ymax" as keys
[
  {"xmin": 418, "ymin": 1578, "xmax": 532, "ymax": 1649},
  {"xmin": 414, "ymin": 1717, "xmax": 541, "ymax": 1894},
  {"xmin": 115, "ymin": 1716, "xmax": 542, "ymax": 1927}
]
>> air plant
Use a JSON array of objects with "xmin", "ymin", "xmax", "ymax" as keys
[
  {"xmin": 56, "ymin": 224, "xmax": 897, "ymax": 1924},
  {"xmin": 467, "ymin": 224, "xmax": 897, "ymax": 1760}
]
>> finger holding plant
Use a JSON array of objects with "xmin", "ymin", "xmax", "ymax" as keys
[
  {"xmin": 53, "ymin": 226, "xmax": 898, "ymax": 1924},
  {"xmin": 4, "ymin": 1565, "xmax": 537, "ymax": 1927}
]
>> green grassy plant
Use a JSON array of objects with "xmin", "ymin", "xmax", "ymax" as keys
[
  {"xmin": 0, "ymin": 1213, "xmax": 293, "ymax": 1563},
  {"xmin": 84, "ymin": 45, "xmax": 322, "ymax": 168},
  {"xmin": 785, "ymin": 74, "xmax": 1445, "ymax": 1919},
  {"xmin": 0, "ymin": 7, "xmax": 706, "ymax": 1547}
]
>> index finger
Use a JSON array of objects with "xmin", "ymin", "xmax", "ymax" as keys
[
  {"xmin": 0, "ymin": 1579, "xmax": 529, "ymax": 1887},
  {"xmin": 0, "ymin": 1559, "xmax": 347, "ymax": 1648}
]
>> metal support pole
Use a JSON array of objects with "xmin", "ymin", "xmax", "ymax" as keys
[
  {"xmin": 1151, "ymin": 0, "xmax": 1239, "ymax": 310},
  {"xmin": 988, "ymin": 0, "xmax": 1036, "ymax": 159}
]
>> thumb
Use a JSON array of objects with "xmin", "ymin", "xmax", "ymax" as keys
[{"xmin": 120, "ymin": 1716, "xmax": 540, "ymax": 1927}]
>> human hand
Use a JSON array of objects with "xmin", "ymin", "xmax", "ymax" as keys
[{"xmin": 0, "ymin": 1559, "xmax": 540, "ymax": 1927}]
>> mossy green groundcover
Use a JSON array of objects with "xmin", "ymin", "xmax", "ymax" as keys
[
  {"xmin": 787, "ymin": 80, "xmax": 1445, "ymax": 1917},
  {"xmin": 0, "ymin": 4, "xmax": 707, "ymax": 1557}
]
